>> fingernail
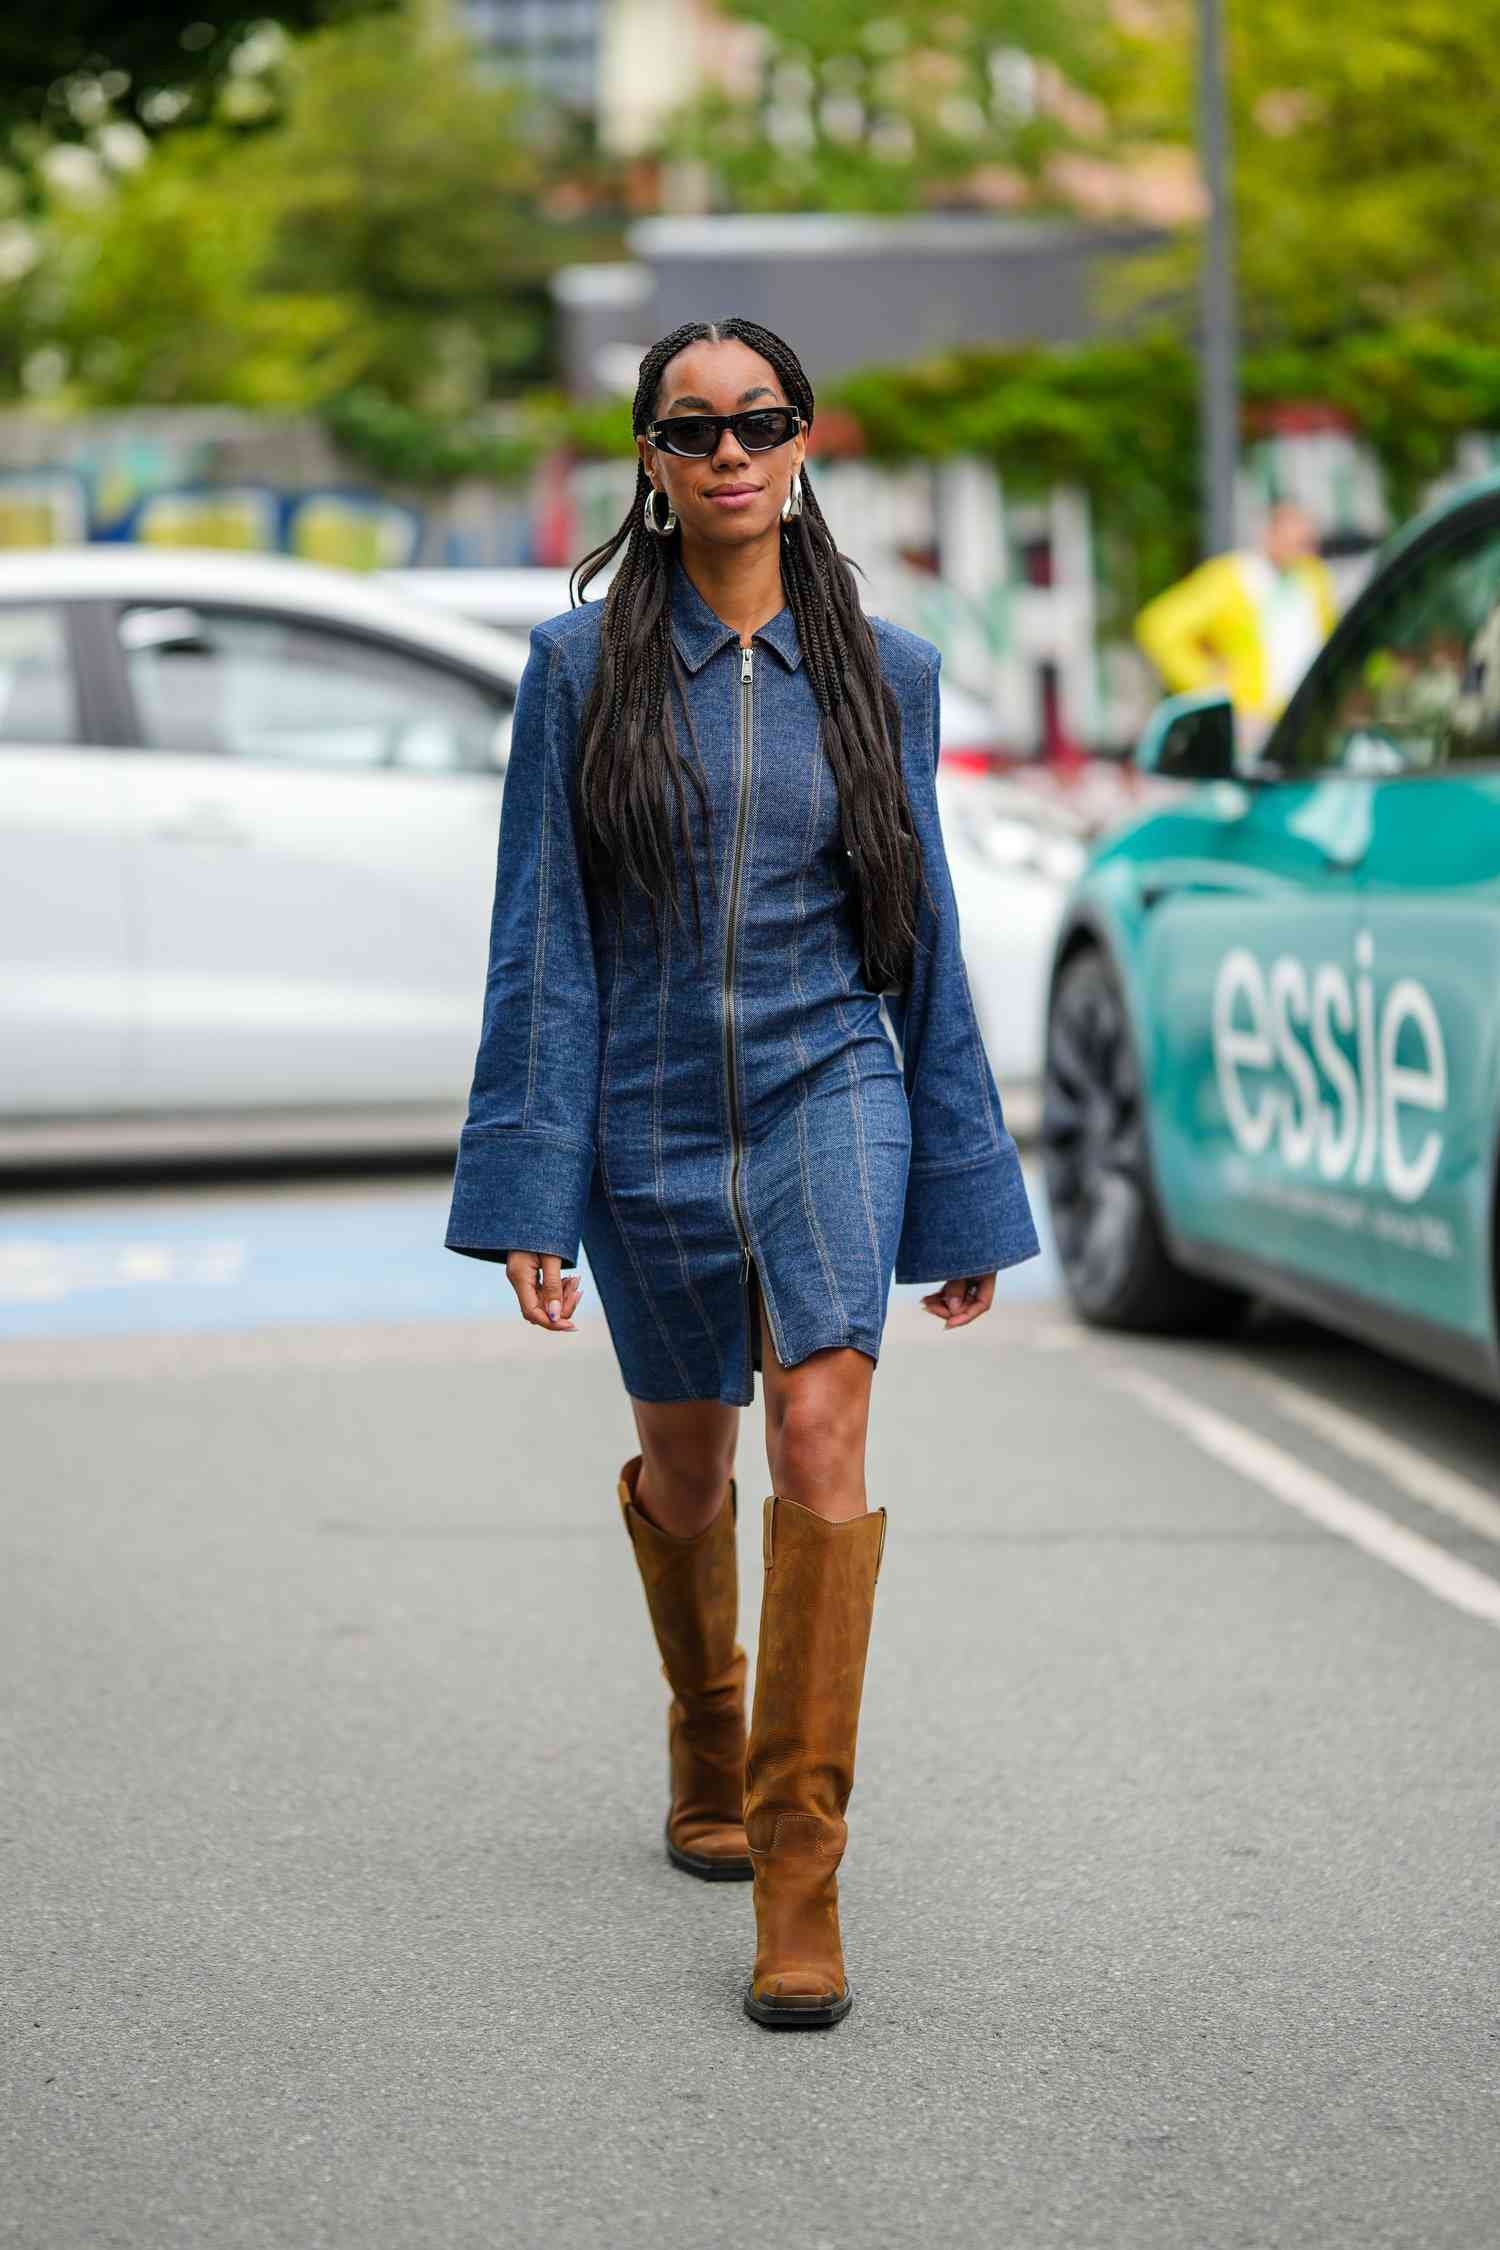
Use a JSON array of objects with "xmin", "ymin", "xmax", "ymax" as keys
[{"xmin": 548, "ymin": 1300, "xmax": 561, "ymax": 1322}]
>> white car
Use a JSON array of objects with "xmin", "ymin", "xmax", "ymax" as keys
[
  {"xmin": 380, "ymin": 567, "xmax": 578, "ymax": 637},
  {"xmin": 936, "ymin": 768, "xmax": 1086, "ymax": 1090},
  {"xmin": 1, "ymin": 549, "xmax": 524, "ymax": 1155},
  {"xmin": 0, "ymin": 548, "xmax": 1067, "ymax": 1161}
]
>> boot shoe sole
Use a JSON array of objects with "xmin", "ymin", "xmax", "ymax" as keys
[
  {"xmin": 743, "ymin": 1982, "xmax": 854, "ymax": 2029},
  {"xmin": 665, "ymin": 1826, "xmax": 754, "ymax": 1882}
]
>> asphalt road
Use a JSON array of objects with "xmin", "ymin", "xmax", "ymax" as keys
[{"xmin": 2, "ymin": 1168, "xmax": 1498, "ymax": 2250}]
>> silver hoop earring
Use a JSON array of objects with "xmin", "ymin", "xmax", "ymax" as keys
[
  {"xmin": 644, "ymin": 486, "xmax": 677, "ymax": 536},
  {"xmin": 780, "ymin": 471, "xmax": 804, "ymax": 524}
]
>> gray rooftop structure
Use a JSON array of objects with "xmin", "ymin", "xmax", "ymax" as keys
[{"xmin": 554, "ymin": 212, "xmax": 1166, "ymax": 397}]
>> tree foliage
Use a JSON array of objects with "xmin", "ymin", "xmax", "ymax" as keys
[
  {"xmin": 0, "ymin": 3, "xmax": 397, "ymax": 144},
  {"xmin": 668, "ymin": 0, "xmax": 1109, "ymax": 213},
  {"xmin": 1098, "ymin": 0, "xmax": 1500, "ymax": 348},
  {"xmin": 7, "ymin": 7, "xmax": 622, "ymax": 410},
  {"xmin": 687, "ymin": 0, "xmax": 1500, "ymax": 352},
  {"xmin": 829, "ymin": 334, "xmax": 1200, "ymax": 600},
  {"xmin": 825, "ymin": 328, "xmax": 1500, "ymax": 605},
  {"xmin": 35, "ymin": 127, "xmax": 369, "ymax": 407}
]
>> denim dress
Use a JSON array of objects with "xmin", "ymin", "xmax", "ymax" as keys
[{"xmin": 444, "ymin": 560, "xmax": 1039, "ymax": 1405}]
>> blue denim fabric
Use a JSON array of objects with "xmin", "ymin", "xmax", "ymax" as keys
[{"xmin": 445, "ymin": 559, "xmax": 1039, "ymax": 1403}]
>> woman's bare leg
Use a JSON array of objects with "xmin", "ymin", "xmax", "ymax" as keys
[
  {"xmin": 760, "ymin": 1344, "xmax": 875, "ymax": 1522},
  {"xmin": 630, "ymin": 1397, "xmax": 741, "ymax": 1538}
]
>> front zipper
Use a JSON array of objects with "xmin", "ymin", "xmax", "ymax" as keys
[{"xmin": 722, "ymin": 643, "xmax": 756, "ymax": 1336}]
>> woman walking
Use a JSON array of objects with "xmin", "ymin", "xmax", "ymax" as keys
[{"xmin": 445, "ymin": 318, "xmax": 1039, "ymax": 2027}]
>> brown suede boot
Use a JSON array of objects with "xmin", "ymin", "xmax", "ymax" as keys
[
  {"xmin": 618, "ymin": 1455, "xmax": 752, "ymax": 1881},
  {"xmin": 742, "ymin": 1494, "xmax": 887, "ymax": 2027}
]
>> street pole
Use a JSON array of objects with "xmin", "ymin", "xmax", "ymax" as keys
[{"xmin": 1196, "ymin": 0, "xmax": 1238, "ymax": 558}]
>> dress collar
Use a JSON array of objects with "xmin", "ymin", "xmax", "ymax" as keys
[{"xmin": 668, "ymin": 559, "xmax": 803, "ymax": 674}]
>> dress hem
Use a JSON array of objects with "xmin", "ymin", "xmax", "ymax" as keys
[{"xmin": 623, "ymin": 1322, "xmax": 883, "ymax": 1408}]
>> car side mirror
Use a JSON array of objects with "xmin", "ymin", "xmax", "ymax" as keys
[
  {"xmin": 119, "ymin": 605, "xmax": 215, "ymax": 659},
  {"xmin": 1135, "ymin": 690, "xmax": 1237, "ymax": 781}
]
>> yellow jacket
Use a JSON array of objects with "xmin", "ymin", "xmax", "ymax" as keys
[{"xmin": 1134, "ymin": 551, "xmax": 1338, "ymax": 721}]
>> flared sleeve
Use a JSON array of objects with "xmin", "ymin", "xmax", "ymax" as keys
[
  {"xmin": 884, "ymin": 650, "xmax": 1041, "ymax": 1284},
  {"xmin": 444, "ymin": 624, "xmax": 600, "ymax": 1269}
]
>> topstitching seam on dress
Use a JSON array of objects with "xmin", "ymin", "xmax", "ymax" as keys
[
  {"xmin": 459, "ymin": 1124, "xmax": 593, "ymax": 1153},
  {"xmin": 842, "ymin": 1045, "xmax": 886, "ymax": 1306},
  {"xmin": 778, "ymin": 1323, "xmax": 883, "ymax": 1370},
  {"xmin": 907, "ymin": 1148, "xmax": 1014, "ymax": 1179},
  {"xmin": 652, "ymin": 916, "xmax": 719, "ymax": 1364},
  {"xmin": 731, "ymin": 669, "xmax": 789, "ymax": 1374},
  {"xmin": 521, "ymin": 642, "xmax": 561, "ymax": 1133},
  {"xmin": 822, "ymin": 855, "xmax": 887, "ymax": 1299},
  {"xmin": 599, "ymin": 924, "xmax": 695, "ymax": 1394},
  {"xmin": 958, "ymin": 952, "xmax": 1002, "ymax": 1153},
  {"xmin": 826, "ymin": 858, "xmax": 855, "ymax": 1040},
  {"xmin": 788, "ymin": 745, "xmax": 849, "ymax": 1330},
  {"xmin": 737, "ymin": 1168, "xmax": 787, "ymax": 1370}
]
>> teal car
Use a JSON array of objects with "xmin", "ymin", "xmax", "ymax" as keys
[{"xmin": 1043, "ymin": 473, "xmax": 1500, "ymax": 1398}]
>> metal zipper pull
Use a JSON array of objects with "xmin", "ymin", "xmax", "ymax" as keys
[
  {"xmin": 741, "ymin": 1243, "xmax": 751, "ymax": 1284},
  {"xmin": 741, "ymin": 644, "xmax": 753, "ymax": 684}
]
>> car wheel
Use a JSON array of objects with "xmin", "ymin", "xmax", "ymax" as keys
[{"xmin": 1042, "ymin": 944, "xmax": 1247, "ymax": 1333}]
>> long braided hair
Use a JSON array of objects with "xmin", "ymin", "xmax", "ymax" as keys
[{"xmin": 569, "ymin": 318, "xmax": 926, "ymax": 993}]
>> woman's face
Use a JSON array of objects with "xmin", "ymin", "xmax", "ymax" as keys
[{"xmin": 638, "ymin": 338, "xmax": 807, "ymax": 553}]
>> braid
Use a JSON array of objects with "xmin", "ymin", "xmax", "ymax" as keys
[{"xmin": 570, "ymin": 317, "xmax": 927, "ymax": 990}]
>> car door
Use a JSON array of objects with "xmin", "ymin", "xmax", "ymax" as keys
[
  {"xmin": 1297, "ymin": 502, "xmax": 1500, "ymax": 1363},
  {"xmin": 1137, "ymin": 752, "xmax": 1372, "ymax": 1302},
  {"xmin": 0, "ymin": 601, "xmax": 138, "ymax": 1114},
  {"xmin": 111, "ymin": 602, "xmax": 513, "ymax": 1108}
]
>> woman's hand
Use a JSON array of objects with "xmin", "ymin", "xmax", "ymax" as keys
[
  {"xmin": 504, "ymin": 1251, "xmax": 584, "ymax": 1332},
  {"xmin": 920, "ymin": 1271, "xmax": 997, "ymax": 1329}
]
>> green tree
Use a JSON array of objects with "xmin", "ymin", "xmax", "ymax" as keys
[
  {"xmin": 1100, "ymin": 0, "xmax": 1500, "ymax": 348},
  {"xmin": 669, "ymin": 0, "xmax": 1111, "ymax": 214},
  {"xmin": 679, "ymin": 0, "xmax": 1500, "ymax": 361},
  {"xmin": 0, "ymin": 4, "xmax": 396, "ymax": 146},
  {"xmin": 36, "ymin": 127, "xmax": 370, "ymax": 406},
  {"xmin": 250, "ymin": 8, "xmax": 580, "ymax": 403},
  {"xmin": 15, "ymin": 4, "xmax": 622, "ymax": 409}
]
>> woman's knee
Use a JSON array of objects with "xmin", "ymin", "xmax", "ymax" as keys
[
  {"xmin": 768, "ymin": 1377, "xmax": 868, "ymax": 1491},
  {"xmin": 633, "ymin": 1400, "xmax": 737, "ymax": 1497},
  {"xmin": 628, "ymin": 1402, "xmax": 737, "ymax": 1538}
]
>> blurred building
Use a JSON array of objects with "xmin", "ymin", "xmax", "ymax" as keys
[
  {"xmin": 555, "ymin": 212, "xmax": 1165, "ymax": 397},
  {"xmin": 464, "ymin": 0, "xmax": 605, "ymax": 111},
  {"xmin": 462, "ymin": 0, "xmax": 749, "ymax": 149},
  {"xmin": 599, "ymin": 0, "xmax": 760, "ymax": 157}
]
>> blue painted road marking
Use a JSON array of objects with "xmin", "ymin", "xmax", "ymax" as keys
[{"xmin": 0, "ymin": 1174, "xmax": 1056, "ymax": 1341}]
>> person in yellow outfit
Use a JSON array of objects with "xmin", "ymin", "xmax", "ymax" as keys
[{"xmin": 1134, "ymin": 500, "xmax": 1339, "ymax": 747}]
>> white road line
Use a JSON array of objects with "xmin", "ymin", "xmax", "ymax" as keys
[
  {"xmin": 1250, "ymin": 1370, "xmax": 1500, "ymax": 1550},
  {"xmin": 1114, "ymin": 1365, "xmax": 1500, "ymax": 1628}
]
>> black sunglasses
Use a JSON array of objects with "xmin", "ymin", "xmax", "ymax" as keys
[{"xmin": 646, "ymin": 406, "xmax": 802, "ymax": 460}]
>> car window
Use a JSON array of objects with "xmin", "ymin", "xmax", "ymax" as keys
[
  {"xmin": 0, "ymin": 605, "xmax": 77, "ymax": 746},
  {"xmin": 119, "ymin": 605, "xmax": 513, "ymax": 775},
  {"xmin": 1278, "ymin": 518, "xmax": 1500, "ymax": 778}
]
